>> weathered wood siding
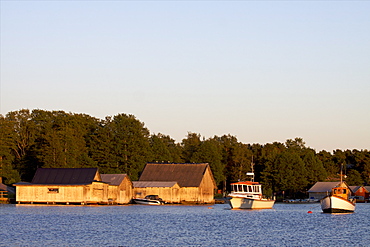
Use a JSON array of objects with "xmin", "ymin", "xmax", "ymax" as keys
[
  {"xmin": 180, "ymin": 167, "xmax": 215, "ymax": 203},
  {"xmin": 179, "ymin": 187, "xmax": 200, "ymax": 203},
  {"xmin": 89, "ymin": 182, "xmax": 109, "ymax": 203},
  {"xmin": 107, "ymin": 177, "xmax": 133, "ymax": 204},
  {"xmin": 16, "ymin": 185, "xmax": 85, "ymax": 203},
  {"xmin": 118, "ymin": 177, "xmax": 133, "ymax": 204},
  {"xmin": 199, "ymin": 167, "xmax": 216, "ymax": 203},
  {"xmin": 16, "ymin": 182, "xmax": 109, "ymax": 204},
  {"xmin": 133, "ymin": 184, "xmax": 181, "ymax": 203}
]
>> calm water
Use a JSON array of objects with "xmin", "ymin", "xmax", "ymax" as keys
[{"xmin": 1, "ymin": 203, "xmax": 370, "ymax": 246}]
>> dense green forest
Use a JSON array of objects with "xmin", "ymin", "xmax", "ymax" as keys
[{"xmin": 1, "ymin": 109, "xmax": 369, "ymax": 198}]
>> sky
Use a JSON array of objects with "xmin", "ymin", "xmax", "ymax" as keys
[{"xmin": 1, "ymin": 1, "xmax": 369, "ymax": 152}]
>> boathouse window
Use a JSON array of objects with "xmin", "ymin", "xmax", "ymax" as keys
[{"xmin": 48, "ymin": 188, "xmax": 59, "ymax": 193}]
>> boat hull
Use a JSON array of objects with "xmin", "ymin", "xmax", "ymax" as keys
[
  {"xmin": 229, "ymin": 197, "xmax": 275, "ymax": 209},
  {"xmin": 320, "ymin": 195, "xmax": 355, "ymax": 213},
  {"xmin": 133, "ymin": 199, "xmax": 163, "ymax": 205}
]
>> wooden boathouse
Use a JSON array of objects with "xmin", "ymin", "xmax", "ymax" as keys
[
  {"xmin": 14, "ymin": 168, "xmax": 132, "ymax": 205},
  {"xmin": 101, "ymin": 174, "xmax": 133, "ymax": 204},
  {"xmin": 138, "ymin": 163, "xmax": 217, "ymax": 204}
]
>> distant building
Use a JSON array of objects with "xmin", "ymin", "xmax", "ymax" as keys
[
  {"xmin": 14, "ymin": 168, "xmax": 132, "ymax": 205},
  {"xmin": 137, "ymin": 163, "xmax": 217, "ymax": 204},
  {"xmin": 0, "ymin": 180, "xmax": 15, "ymax": 202},
  {"xmin": 349, "ymin": 186, "xmax": 369, "ymax": 202}
]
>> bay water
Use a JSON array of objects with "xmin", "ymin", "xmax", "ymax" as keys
[{"xmin": 1, "ymin": 203, "xmax": 369, "ymax": 246}]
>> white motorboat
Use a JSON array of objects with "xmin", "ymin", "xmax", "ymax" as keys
[
  {"xmin": 133, "ymin": 195, "xmax": 164, "ymax": 205},
  {"xmin": 228, "ymin": 159, "xmax": 275, "ymax": 209},
  {"xmin": 320, "ymin": 166, "xmax": 355, "ymax": 213},
  {"xmin": 228, "ymin": 181, "xmax": 275, "ymax": 209}
]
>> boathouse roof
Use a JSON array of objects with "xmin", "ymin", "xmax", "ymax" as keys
[
  {"xmin": 139, "ymin": 163, "xmax": 210, "ymax": 187},
  {"xmin": 308, "ymin": 181, "xmax": 351, "ymax": 193},
  {"xmin": 101, "ymin": 174, "xmax": 128, "ymax": 186},
  {"xmin": 31, "ymin": 168, "xmax": 99, "ymax": 185},
  {"xmin": 349, "ymin": 186, "xmax": 369, "ymax": 194},
  {"xmin": 133, "ymin": 181, "xmax": 179, "ymax": 188}
]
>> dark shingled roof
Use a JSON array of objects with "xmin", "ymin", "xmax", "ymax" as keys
[
  {"xmin": 139, "ymin": 163, "xmax": 209, "ymax": 187},
  {"xmin": 101, "ymin": 174, "xmax": 128, "ymax": 186},
  {"xmin": 31, "ymin": 168, "xmax": 99, "ymax": 185}
]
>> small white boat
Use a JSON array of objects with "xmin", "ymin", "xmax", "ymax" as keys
[
  {"xmin": 228, "ymin": 181, "xmax": 275, "ymax": 209},
  {"xmin": 320, "ymin": 183, "xmax": 355, "ymax": 213},
  {"xmin": 228, "ymin": 159, "xmax": 275, "ymax": 209},
  {"xmin": 320, "ymin": 166, "xmax": 356, "ymax": 213},
  {"xmin": 133, "ymin": 195, "xmax": 164, "ymax": 205}
]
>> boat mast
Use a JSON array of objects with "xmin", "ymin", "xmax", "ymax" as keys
[{"xmin": 246, "ymin": 156, "xmax": 255, "ymax": 182}]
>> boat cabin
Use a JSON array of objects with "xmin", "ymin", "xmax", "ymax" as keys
[
  {"xmin": 230, "ymin": 181, "xmax": 263, "ymax": 199},
  {"xmin": 231, "ymin": 181, "xmax": 261, "ymax": 193},
  {"xmin": 332, "ymin": 183, "xmax": 350, "ymax": 200}
]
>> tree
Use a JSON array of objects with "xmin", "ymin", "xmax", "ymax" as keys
[
  {"xmin": 149, "ymin": 133, "xmax": 183, "ymax": 163},
  {"xmin": 4, "ymin": 109, "xmax": 40, "ymax": 181},
  {"xmin": 190, "ymin": 137, "xmax": 225, "ymax": 187},
  {"xmin": 88, "ymin": 117, "xmax": 121, "ymax": 174},
  {"xmin": 351, "ymin": 149, "xmax": 370, "ymax": 184},
  {"xmin": 181, "ymin": 132, "xmax": 202, "ymax": 163},
  {"xmin": 301, "ymin": 149, "xmax": 327, "ymax": 185},
  {"xmin": 0, "ymin": 115, "xmax": 21, "ymax": 184},
  {"xmin": 285, "ymin": 137, "xmax": 306, "ymax": 150},
  {"xmin": 259, "ymin": 142, "xmax": 286, "ymax": 196},
  {"xmin": 317, "ymin": 150, "xmax": 337, "ymax": 179},
  {"xmin": 346, "ymin": 169, "xmax": 364, "ymax": 186},
  {"xmin": 31, "ymin": 110, "xmax": 95, "ymax": 169},
  {"xmin": 109, "ymin": 113, "xmax": 151, "ymax": 180},
  {"xmin": 216, "ymin": 134, "xmax": 240, "ymax": 183},
  {"xmin": 272, "ymin": 151, "xmax": 308, "ymax": 195}
]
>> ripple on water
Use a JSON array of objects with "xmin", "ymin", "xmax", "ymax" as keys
[{"xmin": 1, "ymin": 203, "xmax": 370, "ymax": 246}]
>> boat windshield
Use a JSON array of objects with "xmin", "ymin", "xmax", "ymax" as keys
[
  {"xmin": 232, "ymin": 184, "xmax": 261, "ymax": 193},
  {"xmin": 332, "ymin": 187, "xmax": 349, "ymax": 200}
]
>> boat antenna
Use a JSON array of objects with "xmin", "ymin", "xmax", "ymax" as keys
[{"xmin": 246, "ymin": 156, "xmax": 255, "ymax": 182}]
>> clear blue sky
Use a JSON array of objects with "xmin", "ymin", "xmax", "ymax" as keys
[{"xmin": 1, "ymin": 1, "xmax": 369, "ymax": 152}]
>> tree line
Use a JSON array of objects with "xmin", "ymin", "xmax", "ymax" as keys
[{"xmin": 1, "ymin": 109, "xmax": 369, "ymax": 198}]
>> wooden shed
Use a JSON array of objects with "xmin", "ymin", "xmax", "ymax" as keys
[
  {"xmin": 133, "ymin": 181, "xmax": 181, "ymax": 203},
  {"xmin": 101, "ymin": 174, "xmax": 133, "ymax": 204},
  {"xmin": 14, "ymin": 168, "xmax": 109, "ymax": 205},
  {"xmin": 139, "ymin": 163, "xmax": 217, "ymax": 204}
]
